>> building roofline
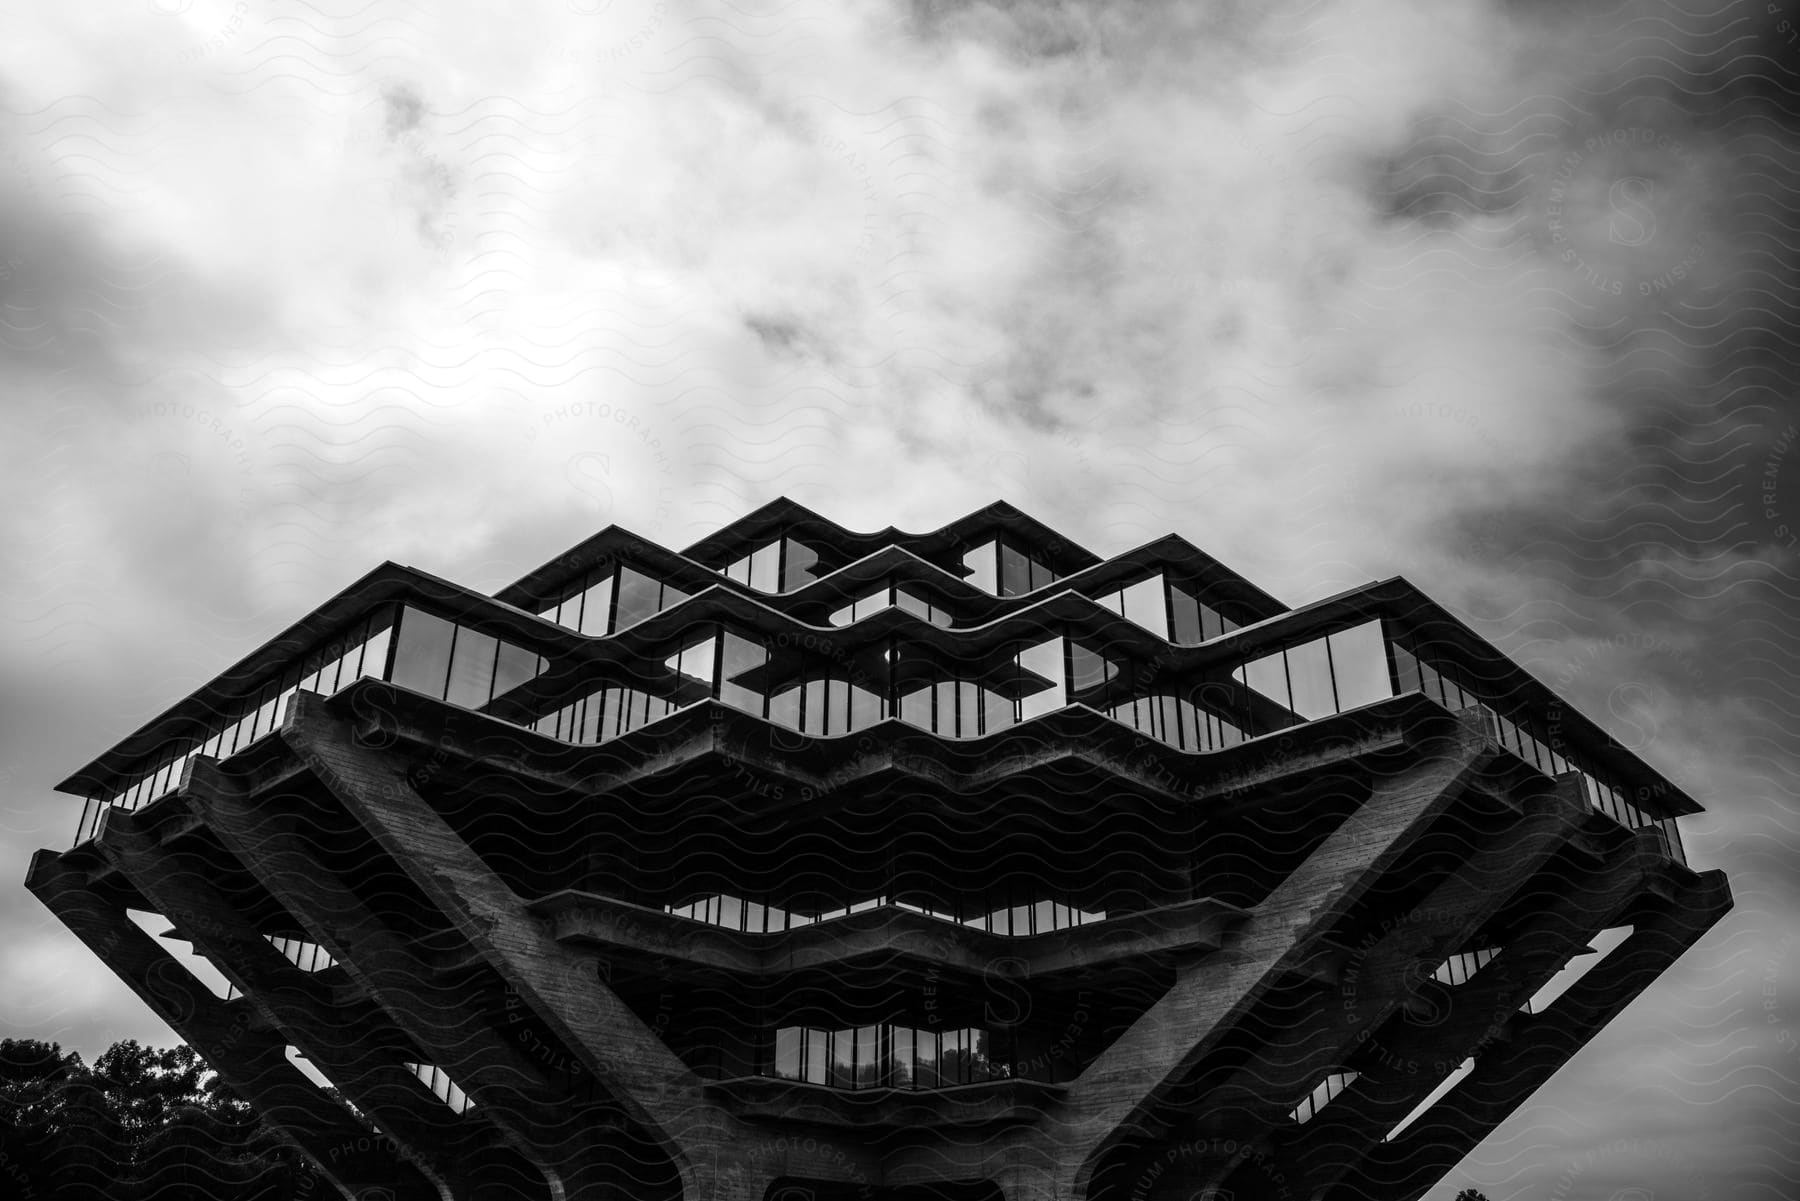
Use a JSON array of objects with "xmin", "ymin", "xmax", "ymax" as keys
[
  {"xmin": 676, "ymin": 497, "xmax": 1103, "ymax": 574},
  {"xmin": 56, "ymin": 556, "xmax": 1704, "ymax": 820}
]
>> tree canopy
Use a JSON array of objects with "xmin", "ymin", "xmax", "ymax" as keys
[{"xmin": 0, "ymin": 1037, "xmax": 313, "ymax": 1200}]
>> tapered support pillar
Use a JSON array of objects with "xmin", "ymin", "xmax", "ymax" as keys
[
  {"xmin": 25, "ymin": 848, "xmax": 439, "ymax": 1201},
  {"xmin": 278, "ymin": 689, "xmax": 877, "ymax": 1198},
  {"xmin": 1010, "ymin": 729, "xmax": 1496, "ymax": 1201}
]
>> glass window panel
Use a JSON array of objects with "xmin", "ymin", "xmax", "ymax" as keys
[
  {"xmin": 1286, "ymin": 636, "xmax": 1337, "ymax": 719},
  {"xmin": 1390, "ymin": 641, "xmax": 1421, "ymax": 695},
  {"xmin": 769, "ymin": 685, "xmax": 801, "ymax": 730},
  {"xmin": 984, "ymin": 687, "xmax": 1014, "ymax": 734},
  {"xmin": 1418, "ymin": 663, "xmax": 1444, "ymax": 707},
  {"xmin": 1170, "ymin": 586, "xmax": 1203, "ymax": 646},
  {"xmin": 849, "ymin": 683, "xmax": 884, "ymax": 730},
  {"xmin": 892, "ymin": 1027, "xmax": 915, "ymax": 1088},
  {"xmin": 955, "ymin": 681, "xmax": 978, "ymax": 736},
  {"xmin": 1000, "ymin": 543, "xmax": 1030, "ymax": 597},
  {"xmin": 895, "ymin": 589, "xmax": 931, "ymax": 621},
  {"xmin": 718, "ymin": 895, "xmax": 742, "ymax": 930},
  {"xmin": 944, "ymin": 1030, "xmax": 969, "ymax": 1085},
  {"xmin": 1029, "ymin": 557, "xmax": 1055, "ymax": 592},
  {"xmin": 824, "ymin": 678, "xmax": 848, "ymax": 734},
  {"xmin": 573, "ymin": 694, "xmax": 599, "ymax": 743},
  {"xmin": 718, "ymin": 630, "xmax": 766, "ymax": 713},
  {"xmin": 493, "ymin": 642, "xmax": 541, "ymax": 700},
  {"xmin": 1326, "ymin": 622, "xmax": 1393, "ymax": 711},
  {"xmin": 913, "ymin": 1029, "xmax": 940, "ymax": 1088},
  {"xmin": 856, "ymin": 1026, "xmax": 880, "ymax": 1088},
  {"xmin": 445, "ymin": 628, "xmax": 499, "ymax": 708},
  {"xmin": 1068, "ymin": 642, "xmax": 1113, "ymax": 695},
  {"xmin": 897, "ymin": 684, "xmax": 931, "ymax": 729},
  {"xmin": 668, "ymin": 633, "xmax": 717, "ymax": 684},
  {"xmin": 362, "ymin": 620, "xmax": 394, "ymax": 682},
  {"xmin": 962, "ymin": 542, "xmax": 997, "ymax": 594},
  {"xmin": 1120, "ymin": 575, "xmax": 1166, "ymax": 635},
  {"xmin": 1016, "ymin": 637, "xmax": 1066, "ymax": 717},
  {"xmin": 800, "ymin": 678, "xmax": 824, "ymax": 732},
  {"xmin": 613, "ymin": 566, "xmax": 663, "ymax": 632},
  {"xmin": 1201, "ymin": 603, "xmax": 1224, "ymax": 643},
  {"xmin": 262, "ymin": 688, "xmax": 289, "ymax": 737},
  {"xmin": 1242, "ymin": 651, "xmax": 1292, "ymax": 711},
  {"xmin": 828, "ymin": 1029, "xmax": 856, "ymax": 1089},
  {"xmin": 322, "ymin": 650, "xmax": 348, "ymax": 694},
  {"xmin": 933, "ymin": 680, "xmax": 955, "ymax": 734},
  {"xmin": 805, "ymin": 1029, "xmax": 828, "ymax": 1085},
  {"xmin": 571, "ymin": 573, "xmax": 611, "ymax": 637},
  {"xmin": 782, "ymin": 540, "xmax": 820, "ymax": 591},
  {"xmin": 391, "ymin": 608, "xmax": 458, "ymax": 698},
  {"xmin": 748, "ymin": 543, "xmax": 779, "ymax": 592},
  {"xmin": 1096, "ymin": 589, "xmax": 1124, "ymax": 617}
]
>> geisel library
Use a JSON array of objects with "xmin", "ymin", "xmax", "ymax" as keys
[{"xmin": 27, "ymin": 499, "xmax": 1730, "ymax": 1201}]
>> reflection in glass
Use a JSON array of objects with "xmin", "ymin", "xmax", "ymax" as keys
[
  {"xmin": 782, "ymin": 541, "xmax": 820, "ymax": 591},
  {"xmin": 613, "ymin": 566, "xmax": 664, "ymax": 631},
  {"xmin": 1016, "ymin": 637, "xmax": 1066, "ymax": 718},
  {"xmin": 1000, "ymin": 544, "xmax": 1031, "ymax": 597},
  {"xmin": 445, "ymin": 628, "xmax": 499, "ymax": 708},
  {"xmin": 1241, "ymin": 651, "xmax": 1290, "ymax": 712},
  {"xmin": 493, "ymin": 641, "xmax": 541, "ymax": 699},
  {"xmin": 1326, "ymin": 622, "xmax": 1391, "ymax": 710},
  {"xmin": 391, "ymin": 608, "xmax": 456, "ymax": 697},
  {"xmin": 1285, "ymin": 636, "xmax": 1336, "ymax": 720},
  {"xmin": 1117, "ymin": 574, "xmax": 1166, "ymax": 634},
  {"xmin": 719, "ymin": 629, "xmax": 767, "ymax": 713},
  {"xmin": 962, "ymin": 541, "xmax": 997, "ymax": 593},
  {"xmin": 1067, "ymin": 641, "xmax": 1117, "ymax": 697}
]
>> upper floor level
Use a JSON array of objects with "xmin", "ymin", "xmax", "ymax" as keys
[{"xmin": 57, "ymin": 500, "xmax": 1700, "ymax": 865}]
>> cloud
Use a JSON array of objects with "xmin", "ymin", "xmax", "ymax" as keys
[{"xmin": 2, "ymin": 0, "xmax": 1797, "ymax": 1196}]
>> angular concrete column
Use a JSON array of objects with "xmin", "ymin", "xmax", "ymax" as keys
[
  {"xmin": 92, "ymin": 807, "xmax": 522, "ymax": 1201},
  {"xmin": 183, "ymin": 754, "xmax": 579, "ymax": 1197},
  {"xmin": 1006, "ymin": 727, "xmax": 1496, "ymax": 1201},
  {"xmin": 1336, "ymin": 866, "xmax": 1731, "ymax": 1201},
  {"xmin": 278, "ymin": 689, "xmax": 878, "ymax": 1198},
  {"xmin": 1275, "ymin": 819, "xmax": 1657, "ymax": 1200},
  {"xmin": 25, "ymin": 848, "xmax": 437, "ymax": 1201},
  {"xmin": 1152, "ymin": 785, "xmax": 1614, "ymax": 1193}
]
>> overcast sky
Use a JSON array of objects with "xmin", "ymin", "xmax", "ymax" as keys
[{"xmin": 1, "ymin": 1, "xmax": 1795, "ymax": 1197}]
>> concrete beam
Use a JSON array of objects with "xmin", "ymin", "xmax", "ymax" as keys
[
  {"xmin": 1273, "ymin": 824, "xmax": 1660, "ymax": 1199},
  {"xmin": 25, "ymin": 849, "xmax": 436, "ymax": 1201},
  {"xmin": 180, "ymin": 754, "xmax": 587, "ymax": 1197},
  {"xmin": 530, "ymin": 892, "xmax": 1243, "ymax": 983},
  {"xmin": 1336, "ymin": 866, "xmax": 1731, "ymax": 1201},
  {"xmin": 278, "ymin": 689, "xmax": 880, "ymax": 1197},
  {"xmin": 966, "ymin": 726, "xmax": 1497, "ymax": 1200},
  {"xmin": 92, "ymin": 809, "xmax": 523, "ymax": 1201}
]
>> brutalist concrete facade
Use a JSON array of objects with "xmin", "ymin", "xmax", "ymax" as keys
[{"xmin": 27, "ymin": 499, "xmax": 1730, "ymax": 1201}]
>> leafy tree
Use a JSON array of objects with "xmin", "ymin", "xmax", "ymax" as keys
[
  {"xmin": 0, "ymin": 1037, "xmax": 307, "ymax": 1200},
  {"xmin": 1454, "ymin": 1190, "xmax": 1492, "ymax": 1201}
]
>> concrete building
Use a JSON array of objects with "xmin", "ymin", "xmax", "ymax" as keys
[{"xmin": 27, "ymin": 499, "xmax": 1730, "ymax": 1201}]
